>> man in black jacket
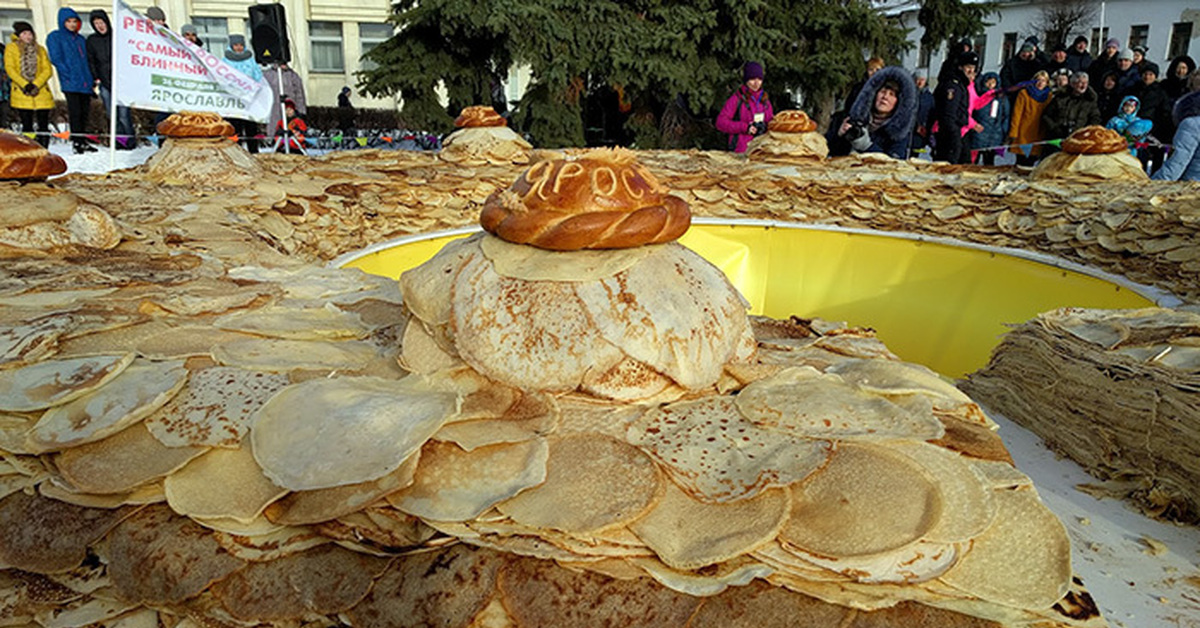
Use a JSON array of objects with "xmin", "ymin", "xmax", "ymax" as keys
[
  {"xmin": 86, "ymin": 9, "xmax": 134, "ymax": 149},
  {"xmin": 1065, "ymin": 36, "xmax": 1092, "ymax": 74},
  {"xmin": 933, "ymin": 51, "xmax": 976, "ymax": 164}
]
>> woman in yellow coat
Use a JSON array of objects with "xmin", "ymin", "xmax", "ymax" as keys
[
  {"xmin": 1006, "ymin": 70, "xmax": 1051, "ymax": 167},
  {"xmin": 5, "ymin": 22, "xmax": 55, "ymax": 147}
]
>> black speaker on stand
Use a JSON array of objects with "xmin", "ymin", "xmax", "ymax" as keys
[{"xmin": 248, "ymin": 4, "xmax": 290, "ymax": 65}]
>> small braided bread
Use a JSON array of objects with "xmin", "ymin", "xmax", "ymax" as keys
[
  {"xmin": 156, "ymin": 111, "xmax": 236, "ymax": 138},
  {"xmin": 455, "ymin": 106, "xmax": 507, "ymax": 128},
  {"xmin": 1061, "ymin": 126, "xmax": 1127, "ymax": 155},
  {"xmin": 768, "ymin": 110, "xmax": 818, "ymax": 133},
  {"xmin": 479, "ymin": 149, "xmax": 691, "ymax": 250},
  {"xmin": 0, "ymin": 131, "xmax": 66, "ymax": 180}
]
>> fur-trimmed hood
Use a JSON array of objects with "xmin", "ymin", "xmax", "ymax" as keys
[
  {"xmin": 848, "ymin": 65, "xmax": 918, "ymax": 146},
  {"xmin": 1175, "ymin": 90, "xmax": 1200, "ymax": 126}
]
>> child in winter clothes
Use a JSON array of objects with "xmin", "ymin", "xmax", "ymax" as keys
[
  {"xmin": 1106, "ymin": 96, "xmax": 1153, "ymax": 153},
  {"xmin": 970, "ymin": 72, "xmax": 1010, "ymax": 165},
  {"xmin": 274, "ymin": 99, "xmax": 307, "ymax": 152}
]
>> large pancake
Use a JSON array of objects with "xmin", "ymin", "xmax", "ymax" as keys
[{"xmin": 0, "ymin": 491, "xmax": 135, "ymax": 574}]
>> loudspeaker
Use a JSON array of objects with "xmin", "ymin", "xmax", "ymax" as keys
[{"xmin": 248, "ymin": 4, "xmax": 289, "ymax": 65}]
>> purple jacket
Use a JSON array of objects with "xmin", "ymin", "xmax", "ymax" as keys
[{"xmin": 716, "ymin": 86, "xmax": 773, "ymax": 153}]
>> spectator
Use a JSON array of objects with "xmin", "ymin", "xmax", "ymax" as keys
[
  {"xmin": 1105, "ymin": 96, "xmax": 1152, "ymax": 151},
  {"xmin": 4, "ymin": 21, "xmax": 53, "ymax": 147},
  {"xmin": 933, "ymin": 51, "xmax": 977, "ymax": 164},
  {"xmin": 1131, "ymin": 46, "xmax": 1148, "ymax": 73},
  {"xmin": 715, "ymin": 61, "xmax": 773, "ymax": 153},
  {"xmin": 180, "ymin": 24, "xmax": 204, "ymax": 49},
  {"xmin": 829, "ymin": 66, "xmax": 916, "ymax": 160},
  {"xmin": 224, "ymin": 34, "xmax": 263, "ymax": 154},
  {"xmin": 1042, "ymin": 71, "xmax": 1102, "ymax": 142},
  {"xmin": 274, "ymin": 98, "xmax": 307, "ymax": 152},
  {"xmin": 1052, "ymin": 67, "xmax": 1071, "ymax": 90},
  {"xmin": 1114, "ymin": 49, "xmax": 1140, "ymax": 94},
  {"xmin": 842, "ymin": 57, "xmax": 885, "ymax": 115},
  {"xmin": 0, "ymin": 42, "xmax": 9, "ymax": 130},
  {"xmin": 1046, "ymin": 43, "xmax": 1069, "ymax": 75},
  {"xmin": 910, "ymin": 69, "xmax": 935, "ymax": 154},
  {"xmin": 1001, "ymin": 40, "xmax": 1044, "ymax": 103},
  {"xmin": 145, "ymin": 7, "xmax": 166, "ymax": 27},
  {"xmin": 1130, "ymin": 63, "xmax": 1170, "ymax": 173},
  {"xmin": 265, "ymin": 62, "xmax": 307, "ymax": 137},
  {"xmin": 1065, "ymin": 36, "xmax": 1092, "ymax": 74},
  {"xmin": 970, "ymin": 72, "xmax": 1010, "ymax": 165},
  {"xmin": 1008, "ymin": 70, "xmax": 1052, "ymax": 166},
  {"xmin": 1151, "ymin": 90, "xmax": 1200, "ymax": 180},
  {"xmin": 46, "ymin": 7, "xmax": 95, "ymax": 153},
  {"xmin": 938, "ymin": 39, "xmax": 973, "ymax": 84},
  {"xmin": 1088, "ymin": 38, "xmax": 1120, "ymax": 86},
  {"xmin": 337, "ymin": 85, "xmax": 355, "ymax": 132},
  {"xmin": 86, "ymin": 9, "xmax": 133, "ymax": 150},
  {"xmin": 1096, "ymin": 70, "xmax": 1122, "ymax": 120},
  {"xmin": 1163, "ymin": 55, "xmax": 1196, "ymax": 102}
]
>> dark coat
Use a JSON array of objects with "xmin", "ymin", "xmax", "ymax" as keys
[
  {"xmin": 1000, "ymin": 54, "xmax": 1043, "ymax": 92},
  {"xmin": 1151, "ymin": 91, "xmax": 1200, "ymax": 181},
  {"xmin": 911, "ymin": 86, "xmax": 935, "ymax": 150},
  {"xmin": 1065, "ymin": 49, "xmax": 1092, "ymax": 74},
  {"xmin": 45, "ymin": 7, "xmax": 92, "ymax": 94},
  {"xmin": 1087, "ymin": 52, "xmax": 1119, "ymax": 86},
  {"xmin": 1130, "ymin": 80, "xmax": 1172, "ymax": 140},
  {"xmin": 1041, "ymin": 86, "xmax": 1102, "ymax": 140},
  {"xmin": 971, "ymin": 72, "xmax": 1010, "ymax": 149},
  {"xmin": 86, "ymin": 9, "xmax": 111, "ymax": 90},
  {"xmin": 934, "ymin": 68, "xmax": 972, "ymax": 135},
  {"xmin": 1115, "ymin": 65, "xmax": 1140, "ymax": 94},
  {"xmin": 1163, "ymin": 55, "xmax": 1196, "ymax": 101},
  {"xmin": 844, "ymin": 65, "xmax": 918, "ymax": 159}
]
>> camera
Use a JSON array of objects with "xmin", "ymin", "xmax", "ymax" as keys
[
  {"xmin": 751, "ymin": 120, "xmax": 768, "ymax": 136},
  {"xmin": 844, "ymin": 119, "xmax": 867, "ymax": 140}
]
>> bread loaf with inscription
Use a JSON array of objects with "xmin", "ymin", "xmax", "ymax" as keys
[
  {"xmin": 768, "ymin": 110, "xmax": 818, "ymax": 134},
  {"xmin": 0, "ymin": 131, "xmax": 66, "ymax": 180},
  {"xmin": 479, "ymin": 149, "xmax": 691, "ymax": 250},
  {"xmin": 156, "ymin": 111, "xmax": 236, "ymax": 139},
  {"xmin": 1061, "ymin": 126, "xmax": 1126, "ymax": 155},
  {"xmin": 455, "ymin": 106, "xmax": 507, "ymax": 128}
]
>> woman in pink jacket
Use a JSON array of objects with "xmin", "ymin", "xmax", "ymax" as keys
[{"xmin": 716, "ymin": 62, "xmax": 774, "ymax": 153}]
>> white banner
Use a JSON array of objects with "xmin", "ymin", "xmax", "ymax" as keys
[{"xmin": 113, "ymin": 0, "xmax": 272, "ymax": 122}]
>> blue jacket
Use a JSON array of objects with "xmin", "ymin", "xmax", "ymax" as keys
[
  {"xmin": 970, "ymin": 73, "xmax": 1010, "ymax": 150},
  {"xmin": 1152, "ymin": 91, "xmax": 1200, "ymax": 181},
  {"xmin": 846, "ymin": 66, "xmax": 918, "ymax": 159},
  {"xmin": 45, "ymin": 7, "xmax": 93, "ymax": 94},
  {"xmin": 224, "ymin": 46, "xmax": 264, "ymax": 83}
]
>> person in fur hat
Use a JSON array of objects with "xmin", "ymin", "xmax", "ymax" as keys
[{"xmin": 827, "ymin": 65, "xmax": 917, "ymax": 160}]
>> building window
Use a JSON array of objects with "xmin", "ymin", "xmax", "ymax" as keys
[
  {"xmin": 0, "ymin": 9, "xmax": 34, "ymax": 42},
  {"xmin": 191, "ymin": 17, "xmax": 228, "ymax": 56},
  {"xmin": 972, "ymin": 34, "xmax": 987, "ymax": 68},
  {"xmin": 1128, "ymin": 25, "xmax": 1149, "ymax": 52},
  {"xmin": 1168, "ymin": 22, "xmax": 1193, "ymax": 60},
  {"xmin": 1001, "ymin": 32, "xmax": 1017, "ymax": 63},
  {"xmin": 1091, "ymin": 27, "xmax": 1109, "ymax": 56},
  {"xmin": 309, "ymin": 21, "xmax": 344, "ymax": 72},
  {"xmin": 359, "ymin": 23, "xmax": 392, "ymax": 71}
]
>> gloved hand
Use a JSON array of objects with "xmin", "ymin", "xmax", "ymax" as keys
[
  {"xmin": 22, "ymin": 83, "xmax": 38, "ymax": 97},
  {"xmin": 848, "ymin": 125, "xmax": 872, "ymax": 152}
]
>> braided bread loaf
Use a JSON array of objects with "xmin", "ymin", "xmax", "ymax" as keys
[
  {"xmin": 0, "ymin": 131, "xmax": 66, "ymax": 180},
  {"xmin": 1061, "ymin": 126, "xmax": 1127, "ymax": 155},
  {"xmin": 768, "ymin": 110, "xmax": 818, "ymax": 134},
  {"xmin": 156, "ymin": 111, "xmax": 236, "ymax": 138},
  {"xmin": 479, "ymin": 149, "xmax": 691, "ymax": 250},
  {"xmin": 455, "ymin": 106, "xmax": 507, "ymax": 128}
]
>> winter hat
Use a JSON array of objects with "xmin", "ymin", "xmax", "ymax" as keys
[
  {"xmin": 1105, "ymin": 38, "xmax": 1120, "ymax": 50},
  {"xmin": 228, "ymin": 33, "xmax": 246, "ymax": 47},
  {"xmin": 12, "ymin": 21, "xmax": 32, "ymax": 36},
  {"xmin": 1051, "ymin": 43, "xmax": 1067, "ymax": 53},
  {"xmin": 145, "ymin": 6, "xmax": 165, "ymax": 22},
  {"xmin": 743, "ymin": 61, "xmax": 764, "ymax": 81},
  {"xmin": 1053, "ymin": 68, "xmax": 1071, "ymax": 79},
  {"xmin": 1132, "ymin": 45, "xmax": 1147, "ymax": 55},
  {"xmin": 957, "ymin": 51, "xmax": 979, "ymax": 67},
  {"xmin": 283, "ymin": 99, "xmax": 297, "ymax": 110},
  {"xmin": 1073, "ymin": 35, "xmax": 1089, "ymax": 46},
  {"xmin": 181, "ymin": 23, "xmax": 197, "ymax": 35},
  {"xmin": 912, "ymin": 69, "xmax": 927, "ymax": 81},
  {"xmin": 1141, "ymin": 62, "xmax": 1160, "ymax": 77},
  {"xmin": 1118, "ymin": 48, "xmax": 1135, "ymax": 61},
  {"xmin": 1023, "ymin": 36, "xmax": 1039, "ymax": 49},
  {"xmin": 1020, "ymin": 43, "xmax": 1035, "ymax": 54}
]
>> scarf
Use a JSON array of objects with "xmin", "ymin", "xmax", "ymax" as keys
[
  {"xmin": 19, "ymin": 40, "xmax": 38, "ymax": 83},
  {"xmin": 225, "ymin": 48, "xmax": 252, "ymax": 62},
  {"xmin": 868, "ymin": 110, "xmax": 893, "ymax": 132},
  {"xmin": 1025, "ymin": 83, "xmax": 1051, "ymax": 103}
]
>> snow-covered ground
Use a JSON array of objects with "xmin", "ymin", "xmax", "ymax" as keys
[{"xmin": 53, "ymin": 144, "xmax": 1200, "ymax": 628}]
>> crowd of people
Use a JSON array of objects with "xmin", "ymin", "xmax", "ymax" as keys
[
  {"xmin": 0, "ymin": 7, "xmax": 345, "ymax": 154},
  {"xmin": 717, "ymin": 38, "xmax": 1200, "ymax": 181}
]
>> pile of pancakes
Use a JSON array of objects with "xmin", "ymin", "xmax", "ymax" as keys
[{"xmin": 0, "ymin": 149, "xmax": 1105, "ymax": 627}]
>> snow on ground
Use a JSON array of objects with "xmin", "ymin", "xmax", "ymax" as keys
[{"xmin": 53, "ymin": 143, "xmax": 1200, "ymax": 628}]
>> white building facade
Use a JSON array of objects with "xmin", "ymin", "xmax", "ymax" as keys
[{"xmin": 882, "ymin": 0, "xmax": 1198, "ymax": 79}]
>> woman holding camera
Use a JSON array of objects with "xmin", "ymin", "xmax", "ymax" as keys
[
  {"xmin": 4, "ymin": 21, "xmax": 54, "ymax": 148},
  {"xmin": 716, "ymin": 61, "xmax": 773, "ymax": 153},
  {"xmin": 827, "ymin": 65, "xmax": 917, "ymax": 160}
]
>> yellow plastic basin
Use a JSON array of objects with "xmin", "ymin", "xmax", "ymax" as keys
[{"xmin": 338, "ymin": 222, "xmax": 1156, "ymax": 377}]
